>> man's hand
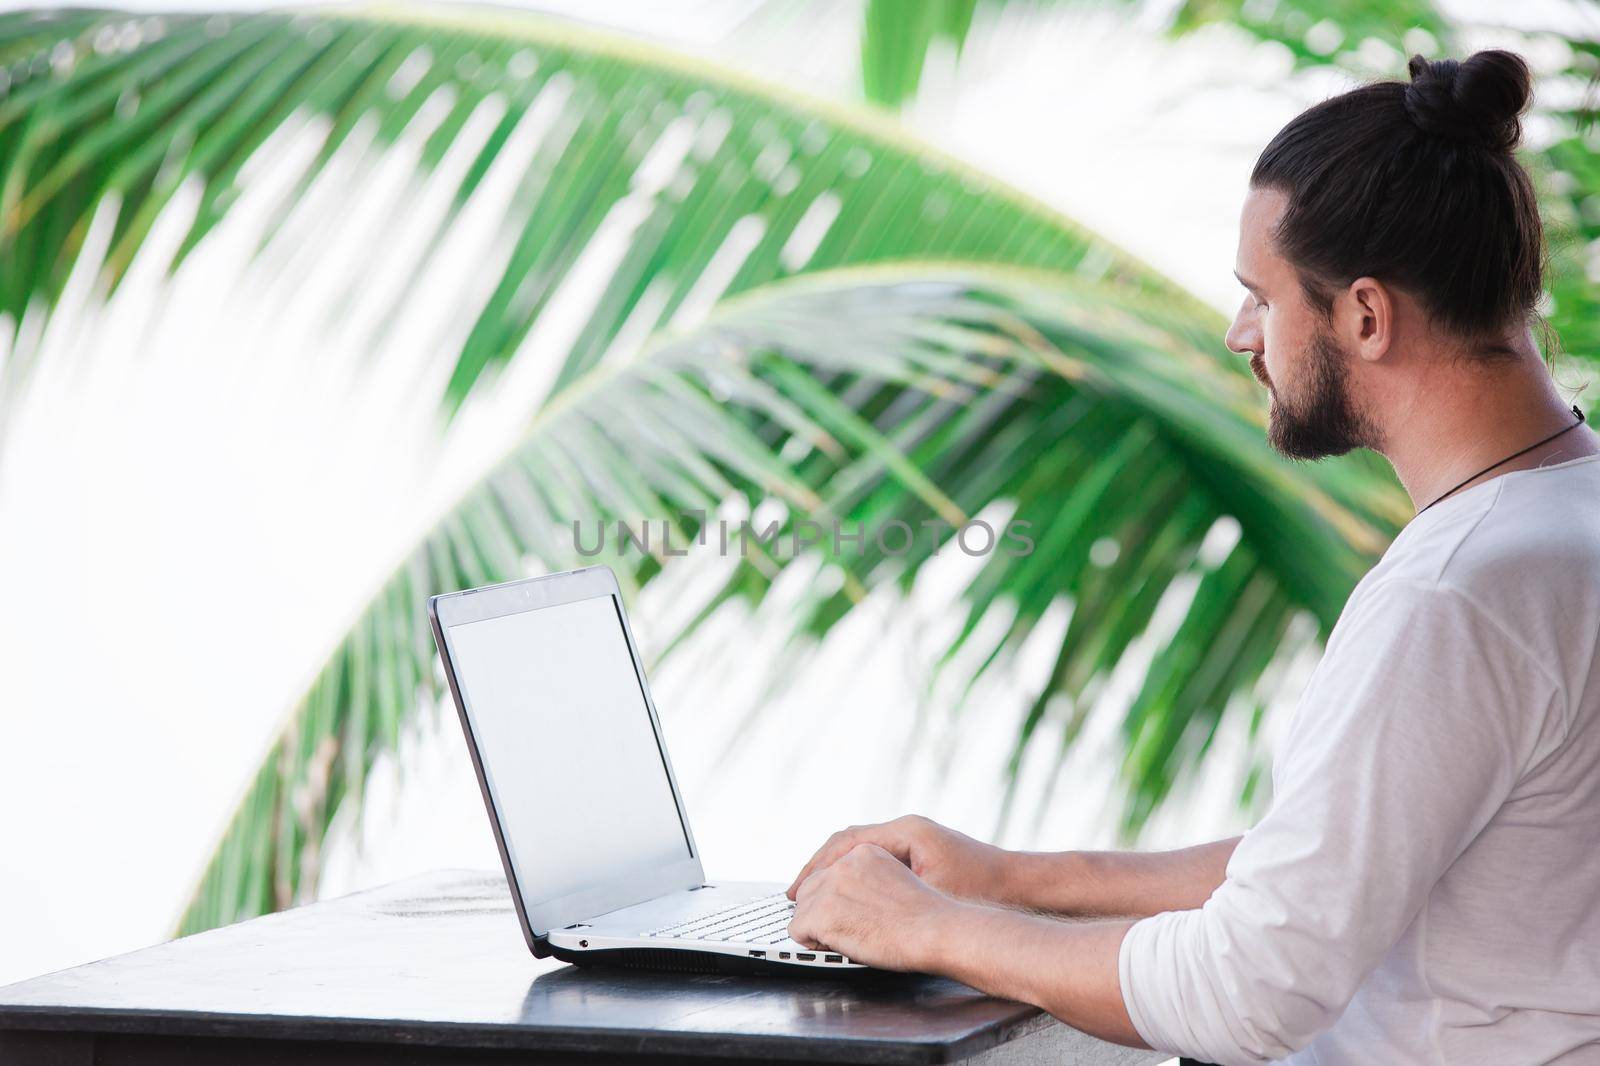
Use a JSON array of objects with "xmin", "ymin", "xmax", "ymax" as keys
[
  {"xmin": 785, "ymin": 843, "xmax": 1145, "ymax": 1049},
  {"xmin": 785, "ymin": 814, "xmax": 1010, "ymax": 904},
  {"xmin": 787, "ymin": 842, "xmax": 963, "ymax": 971}
]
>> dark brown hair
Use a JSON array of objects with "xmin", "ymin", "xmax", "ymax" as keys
[{"xmin": 1251, "ymin": 50, "xmax": 1544, "ymax": 357}]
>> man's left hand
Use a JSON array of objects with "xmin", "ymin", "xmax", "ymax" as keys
[{"xmin": 787, "ymin": 842, "xmax": 962, "ymax": 971}]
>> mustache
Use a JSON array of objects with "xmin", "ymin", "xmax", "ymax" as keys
[{"xmin": 1249, "ymin": 353, "xmax": 1272, "ymax": 388}]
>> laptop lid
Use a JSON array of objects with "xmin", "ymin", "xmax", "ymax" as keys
[{"xmin": 428, "ymin": 566, "xmax": 704, "ymax": 956}]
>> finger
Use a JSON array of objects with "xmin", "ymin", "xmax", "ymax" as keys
[
  {"xmin": 793, "ymin": 866, "xmax": 827, "ymax": 905},
  {"xmin": 786, "ymin": 831, "xmax": 854, "ymax": 898},
  {"xmin": 842, "ymin": 826, "xmax": 914, "ymax": 871},
  {"xmin": 786, "ymin": 914, "xmax": 819, "ymax": 949},
  {"xmin": 786, "ymin": 821, "xmax": 920, "ymax": 898},
  {"xmin": 785, "ymin": 837, "xmax": 831, "ymax": 899},
  {"xmin": 787, "ymin": 888, "xmax": 822, "ymax": 949},
  {"xmin": 787, "ymin": 905, "xmax": 831, "ymax": 951},
  {"xmin": 789, "ymin": 829, "xmax": 859, "ymax": 895}
]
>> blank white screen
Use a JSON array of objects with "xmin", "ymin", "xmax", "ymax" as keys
[{"xmin": 445, "ymin": 594, "xmax": 691, "ymax": 909}]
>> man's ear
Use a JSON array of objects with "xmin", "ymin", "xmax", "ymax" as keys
[{"xmin": 1340, "ymin": 276, "xmax": 1395, "ymax": 364}]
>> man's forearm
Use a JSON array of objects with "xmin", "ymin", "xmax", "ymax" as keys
[
  {"xmin": 993, "ymin": 836, "xmax": 1240, "ymax": 918},
  {"xmin": 921, "ymin": 900, "xmax": 1146, "ymax": 1048}
]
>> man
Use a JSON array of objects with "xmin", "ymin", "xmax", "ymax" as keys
[{"xmin": 783, "ymin": 49, "xmax": 1600, "ymax": 1065}]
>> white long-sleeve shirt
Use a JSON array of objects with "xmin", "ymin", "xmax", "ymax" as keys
[{"xmin": 1119, "ymin": 451, "xmax": 1600, "ymax": 1065}]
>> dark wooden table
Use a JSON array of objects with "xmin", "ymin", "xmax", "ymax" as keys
[{"xmin": 0, "ymin": 870, "xmax": 1163, "ymax": 1064}]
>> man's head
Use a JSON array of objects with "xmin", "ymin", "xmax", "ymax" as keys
[{"xmin": 1225, "ymin": 50, "xmax": 1544, "ymax": 460}]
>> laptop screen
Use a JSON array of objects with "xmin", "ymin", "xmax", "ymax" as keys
[{"xmin": 440, "ymin": 591, "xmax": 694, "ymax": 915}]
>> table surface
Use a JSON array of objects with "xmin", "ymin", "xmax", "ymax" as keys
[{"xmin": 0, "ymin": 870, "xmax": 1158, "ymax": 1064}]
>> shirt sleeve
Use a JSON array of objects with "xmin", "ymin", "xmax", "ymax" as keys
[{"xmin": 1117, "ymin": 578, "xmax": 1563, "ymax": 1066}]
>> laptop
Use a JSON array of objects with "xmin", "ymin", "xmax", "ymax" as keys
[{"xmin": 427, "ymin": 565, "xmax": 869, "ymax": 974}]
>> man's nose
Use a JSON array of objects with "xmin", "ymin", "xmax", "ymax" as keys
[{"xmin": 1224, "ymin": 298, "xmax": 1261, "ymax": 358}]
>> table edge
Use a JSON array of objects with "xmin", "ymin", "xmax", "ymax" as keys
[{"xmin": 0, "ymin": 1002, "xmax": 1060, "ymax": 1064}]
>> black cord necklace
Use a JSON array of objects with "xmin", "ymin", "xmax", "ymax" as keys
[{"xmin": 1415, "ymin": 405, "xmax": 1588, "ymax": 517}]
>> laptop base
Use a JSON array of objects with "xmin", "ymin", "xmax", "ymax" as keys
[{"xmin": 550, "ymin": 945, "xmax": 890, "ymax": 978}]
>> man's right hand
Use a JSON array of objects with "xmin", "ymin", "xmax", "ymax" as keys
[{"xmin": 785, "ymin": 814, "xmax": 1012, "ymax": 904}]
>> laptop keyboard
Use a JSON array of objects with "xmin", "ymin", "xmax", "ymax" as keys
[{"xmin": 642, "ymin": 892, "xmax": 796, "ymax": 944}]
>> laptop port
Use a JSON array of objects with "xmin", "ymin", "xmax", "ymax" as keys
[
  {"xmin": 796, "ymin": 952, "xmax": 816, "ymax": 961},
  {"xmin": 748, "ymin": 951, "xmax": 765, "ymax": 958},
  {"xmin": 825, "ymin": 955, "xmax": 843, "ymax": 963},
  {"xmin": 778, "ymin": 951, "xmax": 791, "ymax": 960}
]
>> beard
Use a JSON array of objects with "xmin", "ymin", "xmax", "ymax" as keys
[{"xmin": 1253, "ymin": 327, "xmax": 1378, "ymax": 460}]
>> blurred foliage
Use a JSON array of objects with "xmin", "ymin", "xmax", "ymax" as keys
[
  {"xmin": 1168, "ymin": 0, "xmax": 1453, "ymax": 69},
  {"xmin": 861, "ymin": 0, "xmax": 979, "ymax": 107},
  {"xmin": 1168, "ymin": 0, "xmax": 1599, "ymax": 393},
  {"xmin": 0, "ymin": 5, "xmax": 1409, "ymax": 935},
  {"xmin": 855, "ymin": 0, "xmax": 1599, "ymax": 390}
]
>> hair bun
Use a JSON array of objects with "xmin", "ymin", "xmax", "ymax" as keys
[{"xmin": 1403, "ymin": 50, "xmax": 1532, "ymax": 152}]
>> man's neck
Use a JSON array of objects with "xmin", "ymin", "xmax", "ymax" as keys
[{"xmin": 1377, "ymin": 352, "xmax": 1597, "ymax": 514}]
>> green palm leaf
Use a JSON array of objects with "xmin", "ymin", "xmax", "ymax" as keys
[
  {"xmin": 860, "ymin": 0, "xmax": 981, "ymax": 108},
  {"xmin": 0, "ymin": 5, "xmax": 1214, "ymax": 418},
  {"xmin": 850, "ymin": 0, "xmax": 1454, "ymax": 110},
  {"xmin": 707, "ymin": 269, "xmax": 1404, "ymax": 834},
  {"xmin": 0, "ymin": 6, "xmax": 1403, "ymax": 935},
  {"xmin": 178, "ymin": 263, "xmax": 1403, "ymax": 934}
]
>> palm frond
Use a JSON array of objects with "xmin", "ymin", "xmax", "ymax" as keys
[
  {"xmin": 0, "ymin": 6, "xmax": 1408, "ymax": 935},
  {"xmin": 179, "ymin": 264, "xmax": 1404, "ymax": 933},
  {"xmin": 713, "ymin": 269, "xmax": 1405, "ymax": 833},
  {"xmin": 860, "ymin": 0, "xmax": 980, "ymax": 108},
  {"xmin": 0, "ymin": 4, "xmax": 1213, "ymax": 421}
]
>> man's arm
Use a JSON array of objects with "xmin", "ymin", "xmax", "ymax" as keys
[
  {"xmin": 998, "ymin": 837, "xmax": 1240, "ymax": 917},
  {"xmin": 786, "ymin": 813, "xmax": 1237, "ymax": 920},
  {"xmin": 926, "ymin": 903, "xmax": 1145, "ymax": 1047}
]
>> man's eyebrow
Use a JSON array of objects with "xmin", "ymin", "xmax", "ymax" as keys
[{"xmin": 1233, "ymin": 269, "xmax": 1263, "ymax": 293}]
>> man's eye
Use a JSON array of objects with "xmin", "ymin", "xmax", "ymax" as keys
[{"xmin": 1253, "ymin": 299, "xmax": 1267, "ymax": 311}]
